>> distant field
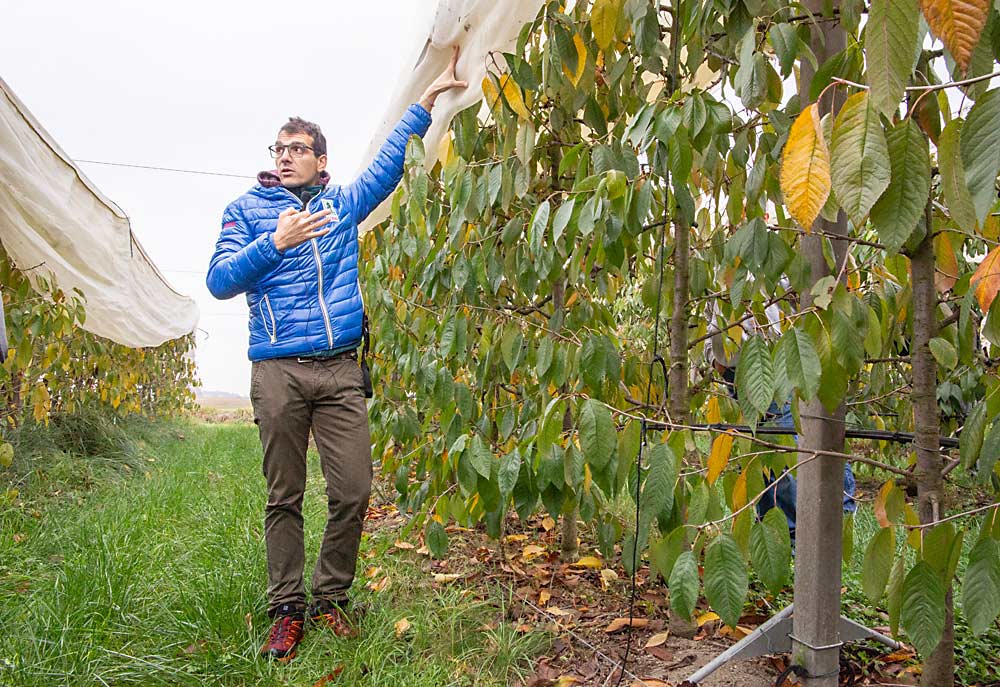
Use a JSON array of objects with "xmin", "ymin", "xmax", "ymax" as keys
[{"xmin": 195, "ymin": 394, "xmax": 251, "ymax": 410}]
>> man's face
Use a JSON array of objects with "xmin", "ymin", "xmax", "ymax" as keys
[{"xmin": 273, "ymin": 131, "xmax": 327, "ymax": 187}]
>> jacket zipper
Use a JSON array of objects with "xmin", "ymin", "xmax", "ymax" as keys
[
  {"xmin": 282, "ymin": 189, "xmax": 335, "ymax": 348},
  {"xmin": 262, "ymin": 295, "xmax": 277, "ymax": 344}
]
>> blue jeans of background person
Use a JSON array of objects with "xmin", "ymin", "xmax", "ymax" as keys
[{"xmin": 756, "ymin": 401, "xmax": 856, "ymax": 540}]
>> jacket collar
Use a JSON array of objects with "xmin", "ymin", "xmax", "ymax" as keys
[{"xmin": 256, "ymin": 169, "xmax": 331, "ymax": 189}]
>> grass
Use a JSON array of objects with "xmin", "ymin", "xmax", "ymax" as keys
[{"xmin": 0, "ymin": 418, "xmax": 546, "ymax": 687}]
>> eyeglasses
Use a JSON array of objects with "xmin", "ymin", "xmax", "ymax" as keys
[{"xmin": 268, "ymin": 143, "xmax": 316, "ymax": 159}]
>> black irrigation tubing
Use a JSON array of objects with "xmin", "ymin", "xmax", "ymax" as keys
[{"xmin": 641, "ymin": 421, "xmax": 961, "ymax": 449}]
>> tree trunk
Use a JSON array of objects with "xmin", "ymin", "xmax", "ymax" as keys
[
  {"xmin": 911, "ymin": 202, "xmax": 953, "ymax": 687},
  {"xmin": 791, "ymin": 3, "xmax": 849, "ymax": 685}
]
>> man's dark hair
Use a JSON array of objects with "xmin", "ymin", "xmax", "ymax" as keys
[{"xmin": 280, "ymin": 117, "xmax": 327, "ymax": 157}]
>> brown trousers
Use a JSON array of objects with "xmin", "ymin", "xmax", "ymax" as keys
[{"xmin": 250, "ymin": 355, "xmax": 372, "ymax": 616}]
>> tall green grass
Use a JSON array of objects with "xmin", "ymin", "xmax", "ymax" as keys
[{"xmin": 0, "ymin": 420, "xmax": 545, "ymax": 686}]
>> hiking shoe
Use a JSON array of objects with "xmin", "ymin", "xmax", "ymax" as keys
[
  {"xmin": 261, "ymin": 612, "xmax": 305, "ymax": 661},
  {"xmin": 309, "ymin": 600, "xmax": 360, "ymax": 638}
]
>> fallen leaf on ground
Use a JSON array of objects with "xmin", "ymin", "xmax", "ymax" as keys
[
  {"xmin": 393, "ymin": 540, "xmax": 415, "ymax": 550},
  {"xmin": 364, "ymin": 566, "xmax": 382, "ymax": 579},
  {"xmin": 367, "ymin": 575, "xmax": 391, "ymax": 593},
  {"xmin": 719, "ymin": 625, "xmax": 752, "ymax": 640},
  {"xmin": 645, "ymin": 645, "xmax": 675, "ymax": 662},
  {"xmin": 696, "ymin": 612, "xmax": 720, "ymax": 627},
  {"xmin": 311, "ymin": 666, "xmax": 344, "ymax": 687},
  {"xmin": 505, "ymin": 533, "xmax": 529, "ymax": 542},
  {"xmin": 605, "ymin": 617, "xmax": 650, "ymax": 633},
  {"xmin": 244, "ymin": 612, "xmax": 253, "ymax": 631},
  {"xmin": 570, "ymin": 555, "xmax": 604, "ymax": 569},
  {"xmin": 394, "ymin": 617, "xmax": 411, "ymax": 637},
  {"xmin": 599, "ymin": 568, "xmax": 618, "ymax": 589},
  {"xmin": 547, "ymin": 606, "xmax": 574, "ymax": 617},
  {"xmin": 539, "ymin": 589, "xmax": 551, "ymax": 606},
  {"xmin": 541, "ymin": 516, "xmax": 556, "ymax": 531},
  {"xmin": 522, "ymin": 544, "xmax": 547, "ymax": 561},
  {"xmin": 645, "ymin": 631, "xmax": 669, "ymax": 648},
  {"xmin": 433, "ymin": 573, "xmax": 462, "ymax": 583},
  {"xmin": 632, "ymin": 680, "xmax": 670, "ymax": 687}
]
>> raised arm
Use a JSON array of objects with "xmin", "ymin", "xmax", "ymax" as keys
[{"xmin": 343, "ymin": 46, "xmax": 468, "ymax": 222}]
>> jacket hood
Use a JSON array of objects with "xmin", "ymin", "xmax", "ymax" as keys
[{"xmin": 257, "ymin": 169, "xmax": 331, "ymax": 188}]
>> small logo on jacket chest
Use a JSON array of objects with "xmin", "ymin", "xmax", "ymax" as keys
[{"xmin": 320, "ymin": 199, "xmax": 339, "ymax": 221}]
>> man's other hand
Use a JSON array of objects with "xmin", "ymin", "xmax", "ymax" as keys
[
  {"xmin": 419, "ymin": 46, "xmax": 469, "ymax": 112},
  {"xmin": 273, "ymin": 207, "xmax": 332, "ymax": 253}
]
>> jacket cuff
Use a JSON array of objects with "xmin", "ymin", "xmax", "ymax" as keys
[
  {"xmin": 408, "ymin": 103, "xmax": 433, "ymax": 132},
  {"xmin": 261, "ymin": 232, "xmax": 284, "ymax": 260}
]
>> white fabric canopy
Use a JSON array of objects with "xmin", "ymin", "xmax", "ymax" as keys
[
  {"xmin": 0, "ymin": 76, "xmax": 199, "ymax": 348},
  {"xmin": 359, "ymin": 0, "xmax": 546, "ymax": 234}
]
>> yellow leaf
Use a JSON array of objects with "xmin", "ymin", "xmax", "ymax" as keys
[
  {"xmin": 482, "ymin": 75, "xmax": 501, "ymax": 113},
  {"xmin": 780, "ymin": 103, "xmax": 831, "ymax": 231},
  {"xmin": 547, "ymin": 606, "xmax": 574, "ymax": 617},
  {"xmin": 972, "ymin": 244, "xmax": 1000, "ymax": 312},
  {"xmin": 935, "ymin": 233, "xmax": 960, "ymax": 293},
  {"xmin": 920, "ymin": 0, "xmax": 990, "ymax": 73},
  {"xmin": 874, "ymin": 480, "xmax": 895, "ymax": 528},
  {"xmin": 499, "ymin": 74, "xmax": 531, "ymax": 121},
  {"xmin": 706, "ymin": 432, "xmax": 734, "ymax": 485},
  {"xmin": 555, "ymin": 677, "xmax": 582, "ymax": 686},
  {"xmin": 732, "ymin": 467, "xmax": 748, "ymax": 511},
  {"xmin": 437, "ymin": 133, "xmax": 455, "ymax": 168},
  {"xmin": 605, "ymin": 617, "xmax": 649, "ymax": 633},
  {"xmin": 599, "ymin": 568, "xmax": 618, "ymax": 589},
  {"xmin": 394, "ymin": 617, "xmax": 412, "ymax": 637},
  {"xmin": 562, "ymin": 33, "xmax": 587, "ymax": 87},
  {"xmin": 539, "ymin": 589, "xmax": 551, "ymax": 606},
  {"xmin": 645, "ymin": 630, "xmax": 670, "ymax": 648},
  {"xmin": 591, "ymin": 0, "xmax": 623, "ymax": 51},
  {"xmin": 706, "ymin": 396, "xmax": 721, "ymax": 424},
  {"xmin": 541, "ymin": 516, "xmax": 556, "ymax": 531},
  {"xmin": 696, "ymin": 611, "xmax": 721, "ymax": 627},
  {"xmin": 570, "ymin": 555, "xmax": 604, "ymax": 569},
  {"xmin": 504, "ymin": 533, "xmax": 529, "ymax": 543}
]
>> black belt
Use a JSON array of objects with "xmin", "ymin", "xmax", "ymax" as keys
[{"xmin": 295, "ymin": 349, "xmax": 357, "ymax": 363}]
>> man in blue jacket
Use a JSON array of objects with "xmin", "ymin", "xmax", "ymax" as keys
[{"xmin": 207, "ymin": 49, "xmax": 466, "ymax": 662}]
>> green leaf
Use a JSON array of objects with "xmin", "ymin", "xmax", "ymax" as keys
[
  {"xmin": 939, "ymin": 119, "xmax": 979, "ymax": 233},
  {"xmin": 735, "ymin": 336, "xmax": 775, "ymax": 417},
  {"xmin": 498, "ymin": 450, "xmax": 521, "ymax": 501},
  {"xmin": 552, "ymin": 199, "xmax": 574, "ymax": 245},
  {"xmin": 963, "ymin": 538, "xmax": 1000, "ymax": 635},
  {"xmin": 668, "ymin": 551, "xmax": 700, "ymax": 621},
  {"xmin": 960, "ymin": 88, "xmax": 1000, "ymax": 224},
  {"xmin": 830, "ymin": 91, "xmax": 892, "ymax": 227},
  {"xmin": 530, "ymin": 200, "xmax": 551, "ymax": 255},
  {"xmin": 776, "ymin": 328, "xmax": 821, "ymax": 401},
  {"xmin": 769, "ymin": 23, "xmax": 800, "ymax": 78},
  {"xmin": 960, "ymin": 402, "xmax": 988, "ymax": 470},
  {"xmin": 865, "ymin": 0, "xmax": 919, "ymax": 117},
  {"xmin": 650, "ymin": 526, "xmax": 685, "ymax": 581},
  {"xmin": 537, "ymin": 337, "xmax": 554, "ymax": 379},
  {"xmin": 0, "ymin": 442, "xmax": 12, "ymax": 469},
  {"xmin": 578, "ymin": 399, "xmax": 616, "ymax": 471},
  {"xmin": 426, "ymin": 519, "xmax": 448, "ymax": 559},
  {"xmin": 901, "ymin": 560, "xmax": 946, "ymax": 657},
  {"xmin": 501, "ymin": 327, "xmax": 523, "ymax": 373},
  {"xmin": 642, "ymin": 443, "xmax": 678, "ymax": 521},
  {"xmin": 581, "ymin": 335, "xmax": 607, "ymax": 390},
  {"xmin": 978, "ymin": 420, "xmax": 1000, "ymax": 479},
  {"xmin": 870, "ymin": 120, "xmax": 931, "ymax": 253},
  {"xmin": 928, "ymin": 337, "xmax": 958, "ymax": 370},
  {"xmin": 704, "ymin": 535, "xmax": 749, "ymax": 628},
  {"xmin": 862, "ymin": 527, "xmax": 896, "ymax": 604},
  {"xmin": 749, "ymin": 507, "xmax": 791, "ymax": 596},
  {"xmin": 887, "ymin": 554, "xmax": 906, "ymax": 636},
  {"xmin": 469, "ymin": 435, "xmax": 493, "ymax": 479}
]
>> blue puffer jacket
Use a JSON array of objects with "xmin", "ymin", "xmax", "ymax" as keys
[{"xmin": 207, "ymin": 104, "xmax": 432, "ymax": 361}]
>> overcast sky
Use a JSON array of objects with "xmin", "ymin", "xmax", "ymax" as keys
[{"xmin": 1, "ymin": 0, "xmax": 435, "ymax": 394}]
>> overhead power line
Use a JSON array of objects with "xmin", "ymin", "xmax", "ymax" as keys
[{"xmin": 74, "ymin": 159, "xmax": 255, "ymax": 180}]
